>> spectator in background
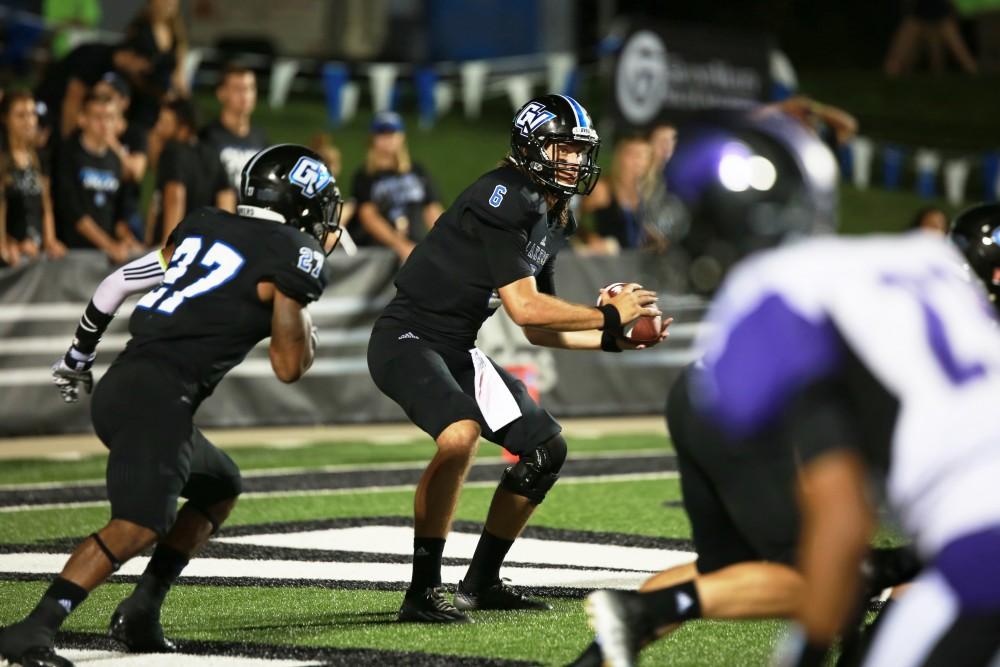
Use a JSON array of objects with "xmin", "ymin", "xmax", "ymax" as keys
[
  {"xmin": 146, "ymin": 98, "xmax": 232, "ymax": 245},
  {"xmin": 910, "ymin": 205, "xmax": 950, "ymax": 234},
  {"xmin": 200, "ymin": 63, "xmax": 267, "ymax": 202},
  {"xmin": 119, "ymin": 0, "xmax": 189, "ymax": 132},
  {"xmin": 0, "ymin": 90, "xmax": 64, "ymax": 266},
  {"xmin": 93, "ymin": 72, "xmax": 149, "ymax": 239},
  {"xmin": 578, "ymin": 134, "xmax": 652, "ymax": 253},
  {"xmin": 43, "ymin": 0, "xmax": 102, "ymax": 60},
  {"xmin": 884, "ymin": 0, "xmax": 978, "ymax": 76},
  {"xmin": 347, "ymin": 111, "xmax": 443, "ymax": 262},
  {"xmin": 34, "ymin": 41, "xmax": 151, "ymax": 141},
  {"xmin": 640, "ymin": 122, "xmax": 678, "ymax": 253},
  {"xmin": 310, "ymin": 132, "xmax": 356, "ymax": 227},
  {"xmin": 54, "ymin": 93, "xmax": 142, "ymax": 263}
]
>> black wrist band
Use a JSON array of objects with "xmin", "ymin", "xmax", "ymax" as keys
[
  {"xmin": 72, "ymin": 300, "xmax": 114, "ymax": 355},
  {"xmin": 598, "ymin": 304, "xmax": 623, "ymax": 336},
  {"xmin": 600, "ymin": 331, "xmax": 622, "ymax": 353}
]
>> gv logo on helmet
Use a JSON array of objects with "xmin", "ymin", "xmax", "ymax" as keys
[
  {"xmin": 516, "ymin": 102, "xmax": 556, "ymax": 137},
  {"xmin": 288, "ymin": 156, "xmax": 332, "ymax": 199}
]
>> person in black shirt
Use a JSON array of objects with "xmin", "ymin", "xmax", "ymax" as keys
[
  {"xmin": 348, "ymin": 111, "xmax": 443, "ymax": 261},
  {"xmin": 147, "ymin": 98, "xmax": 232, "ymax": 245},
  {"xmin": 199, "ymin": 63, "xmax": 268, "ymax": 203},
  {"xmin": 54, "ymin": 93, "xmax": 143, "ymax": 263},
  {"xmin": 0, "ymin": 145, "xmax": 343, "ymax": 667},
  {"xmin": 119, "ymin": 0, "xmax": 189, "ymax": 132},
  {"xmin": 0, "ymin": 90, "xmax": 64, "ymax": 266},
  {"xmin": 94, "ymin": 72, "xmax": 150, "ymax": 240},
  {"xmin": 367, "ymin": 95, "xmax": 670, "ymax": 623},
  {"xmin": 34, "ymin": 41, "xmax": 152, "ymax": 142},
  {"xmin": 579, "ymin": 134, "xmax": 652, "ymax": 252}
]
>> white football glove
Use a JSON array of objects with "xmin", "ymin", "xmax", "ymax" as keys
[{"xmin": 52, "ymin": 349, "xmax": 95, "ymax": 403}]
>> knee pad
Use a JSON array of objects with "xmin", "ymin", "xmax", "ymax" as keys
[{"xmin": 500, "ymin": 434, "xmax": 567, "ymax": 505}]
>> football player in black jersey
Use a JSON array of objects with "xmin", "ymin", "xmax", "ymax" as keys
[
  {"xmin": 0, "ymin": 144, "xmax": 342, "ymax": 667},
  {"xmin": 367, "ymin": 94, "xmax": 671, "ymax": 624}
]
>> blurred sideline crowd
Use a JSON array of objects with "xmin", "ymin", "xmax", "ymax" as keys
[{"xmin": 0, "ymin": 0, "xmax": 956, "ymax": 272}]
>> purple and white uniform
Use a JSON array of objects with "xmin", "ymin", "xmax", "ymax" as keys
[{"xmin": 695, "ymin": 232, "xmax": 1000, "ymax": 665}]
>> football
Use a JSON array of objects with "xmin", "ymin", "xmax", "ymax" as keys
[{"xmin": 597, "ymin": 282, "xmax": 663, "ymax": 345}]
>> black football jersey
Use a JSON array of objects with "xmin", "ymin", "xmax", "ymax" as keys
[
  {"xmin": 377, "ymin": 164, "xmax": 576, "ymax": 347},
  {"xmin": 118, "ymin": 208, "xmax": 326, "ymax": 404}
]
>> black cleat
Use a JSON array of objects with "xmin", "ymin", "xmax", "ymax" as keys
[
  {"xmin": 0, "ymin": 646, "xmax": 75, "ymax": 667},
  {"xmin": 0, "ymin": 620, "xmax": 73, "ymax": 667},
  {"xmin": 584, "ymin": 590, "xmax": 645, "ymax": 667},
  {"xmin": 109, "ymin": 605, "xmax": 177, "ymax": 653},
  {"xmin": 454, "ymin": 578, "xmax": 552, "ymax": 611},
  {"xmin": 398, "ymin": 587, "xmax": 472, "ymax": 624},
  {"xmin": 564, "ymin": 640, "xmax": 604, "ymax": 667}
]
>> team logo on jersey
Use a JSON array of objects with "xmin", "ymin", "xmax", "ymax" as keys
[
  {"xmin": 515, "ymin": 102, "xmax": 556, "ymax": 137},
  {"xmin": 288, "ymin": 156, "xmax": 332, "ymax": 199}
]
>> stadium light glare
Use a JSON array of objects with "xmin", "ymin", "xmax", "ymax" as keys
[{"xmin": 748, "ymin": 156, "xmax": 777, "ymax": 191}]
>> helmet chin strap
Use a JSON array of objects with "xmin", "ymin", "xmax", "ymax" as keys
[{"xmin": 237, "ymin": 205, "xmax": 286, "ymax": 223}]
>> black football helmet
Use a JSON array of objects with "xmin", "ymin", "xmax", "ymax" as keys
[
  {"xmin": 949, "ymin": 203, "xmax": 1000, "ymax": 310},
  {"xmin": 660, "ymin": 110, "xmax": 839, "ymax": 294},
  {"xmin": 510, "ymin": 94, "xmax": 601, "ymax": 199},
  {"xmin": 238, "ymin": 144, "xmax": 344, "ymax": 255}
]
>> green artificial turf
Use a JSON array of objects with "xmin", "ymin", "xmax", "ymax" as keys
[{"xmin": 0, "ymin": 433, "xmax": 672, "ymax": 487}]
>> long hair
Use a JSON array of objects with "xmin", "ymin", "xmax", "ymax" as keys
[
  {"xmin": 0, "ymin": 90, "xmax": 41, "ymax": 181},
  {"xmin": 131, "ymin": 1, "xmax": 188, "ymax": 62},
  {"xmin": 365, "ymin": 134, "xmax": 412, "ymax": 175}
]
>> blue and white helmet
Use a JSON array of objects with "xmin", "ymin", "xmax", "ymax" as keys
[
  {"xmin": 510, "ymin": 94, "xmax": 601, "ymax": 199},
  {"xmin": 239, "ymin": 144, "xmax": 344, "ymax": 255}
]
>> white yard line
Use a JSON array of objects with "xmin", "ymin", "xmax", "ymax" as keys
[
  {"xmin": 217, "ymin": 526, "xmax": 691, "ymax": 572},
  {"xmin": 0, "ymin": 471, "xmax": 678, "ymax": 514},
  {"xmin": 34, "ymin": 649, "xmax": 315, "ymax": 667}
]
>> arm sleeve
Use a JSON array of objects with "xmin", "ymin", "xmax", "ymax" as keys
[
  {"xmin": 270, "ymin": 232, "xmax": 327, "ymax": 305},
  {"xmin": 536, "ymin": 255, "xmax": 557, "ymax": 296},
  {"xmin": 91, "ymin": 248, "xmax": 167, "ymax": 314}
]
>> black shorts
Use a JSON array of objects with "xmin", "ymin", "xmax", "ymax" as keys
[
  {"xmin": 367, "ymin": 325, "xmax": 561, "ymax": 453},
  {"xmin": 666, "ymin": 365, "xmax": 800, "ymax": 573},
  {"xmin": 91, "ymin": 357, "xmax": 242, "ymax": 537}
]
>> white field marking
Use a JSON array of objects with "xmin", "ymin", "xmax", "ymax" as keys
[
  {"xmin": 0, "ymin": 449, "xmax": 672, "ymax": 491},
  {"xmin": 0, "ymin": 553, "xmax": 663, "ymax": 591},
  {"xmin": 32, "ymin": 649, "xmax": 313, "ymax": 666},
  {"xmin": 0, "ymin": 471, "xmax": 678, "ymax": 513},
  {"xmin": 216, "ymin": 526, "xmax": 693, "ymax": 573}
]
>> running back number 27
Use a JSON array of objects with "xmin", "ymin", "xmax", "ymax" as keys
[{"xmin": 136, "ymin": 236, "xmax": 245, "ymax": 315}]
